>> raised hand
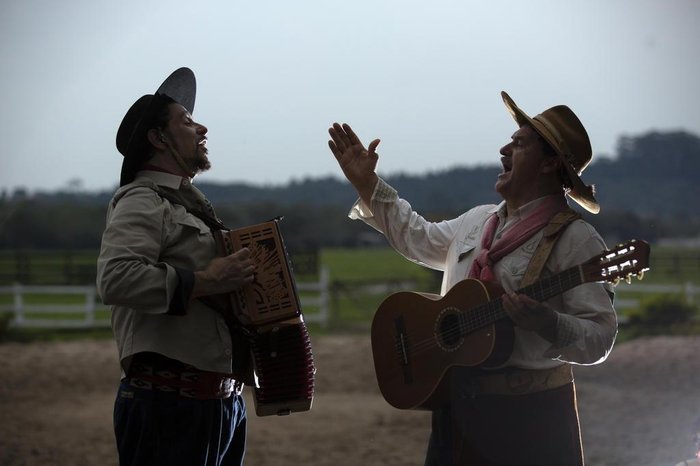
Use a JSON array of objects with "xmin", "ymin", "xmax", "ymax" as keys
[{"xmin": 328, "ymin": 122, "xmax": 380, "ymax": 204}]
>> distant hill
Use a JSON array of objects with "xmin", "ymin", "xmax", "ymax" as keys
[
  {"xmin": 2, "ymin": 130, "xmax": 698, "ymax": 250},
  {"xmin": 193, "ymin": 130, "xmax": 699, "ymax": 220}
]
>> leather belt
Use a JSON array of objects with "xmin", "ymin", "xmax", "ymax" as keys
[
  {"xmin": 126, "ymin": 353, "xmax": 243, "ymax": 400},
  {"xmin": 455, "ymin": 364, "xmax": 573, "ymax": 398}
]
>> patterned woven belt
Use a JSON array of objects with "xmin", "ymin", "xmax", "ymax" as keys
[
  {"xmin": 126, "ymin": 353, "xmax": 243, "ymax": 400},
  {"xmin": 456, "ymin": 364, "xmax": 573, "ymax": 398}
]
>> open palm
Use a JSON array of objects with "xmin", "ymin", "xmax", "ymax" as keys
[{"xmin": 328, "ymin": 122, "xmax": 380, "ymax": 200}]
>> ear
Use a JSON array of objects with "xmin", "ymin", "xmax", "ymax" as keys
[
  {"xmin": 146, "ymin": 128, "xmax": 167, "ymax": 150},
  {"xmin": 540, "ymin": 155, "xmax": 562, "ymax": 175}
]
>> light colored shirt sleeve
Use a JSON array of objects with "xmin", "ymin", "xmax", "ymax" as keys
[
  {"xmin": 349, "ymin": 178, "xmax": 463, "ymax": 270},
  {"xmin": 97, "ymin": 186, "xmax": 180, "ymax": 314},
  {"xmin": 541, "ymin": 222, "xmax": 618, "ymax": 365}
]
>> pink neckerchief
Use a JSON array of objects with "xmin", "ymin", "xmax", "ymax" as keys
[{"xmin": 468, "ymin": 195, "xmax": 569, "ymax": 282}]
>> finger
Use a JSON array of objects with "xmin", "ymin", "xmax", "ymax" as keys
[
  {"xmin": 342, "ymin": 123, "xmax": 364, "ymax": 147},
  {"xmin": 367, "ymin": 138, "xmax": 381, "ymax": 159},
  {"xmin": 332, "ymin": 122, "xmax": 352, "ymax": 149},
  {"xmin": 328, "ymin": 127, "xmax": 346, "ymax": 152},
  {"xmin": 328, "ymin": 141, "xmax": 342, "ymax": 160},
  {"xmin": 501, "ymin": 293, "xmax": 515, "ymax": 312},
  {"xmin": 518, "ymin": 294, "xmax": 538, "ymax": 309},
  {"xmin": 232, "ymin": 247, "xmax": 251, "ymax": 259},
  {"xmin": 328, "ymin": 126, "xmax": 347, "ymax": 151}
]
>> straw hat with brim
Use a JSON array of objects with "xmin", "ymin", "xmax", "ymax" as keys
[
  {"xmin": 116, "ymin": 67, "xmax": 196, "ymax": 186},
  {"xmin": 501, "ymin": 91, "xmax": 600, "ymax": 214}
]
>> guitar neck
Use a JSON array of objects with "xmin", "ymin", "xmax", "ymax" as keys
[
  {"xmin": 519, "ymin": 266, "xmax": 585, "ymax": 303},
  {"xmin": 461, "ymin": 266, "xmax": 584, "ymax": 332}
]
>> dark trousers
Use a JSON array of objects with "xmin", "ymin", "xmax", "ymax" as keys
[
  {"xmin": 425, "ymin": 383, "xmax": 584, "ymax": 466},
  {"xmin": 114, "ymin": 379, "xmax": 247, "ymax": 466}
]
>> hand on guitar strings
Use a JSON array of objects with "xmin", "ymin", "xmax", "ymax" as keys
[
  {"xmin": 327, "ymin": 122, "xmax": 381, "ymax": 206},
  {"xmin": 502, "ymin": 292, "xmax": 558, "ymax": 343}
]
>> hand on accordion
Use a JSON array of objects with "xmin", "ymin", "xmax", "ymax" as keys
[{"xmin": 192, "ymin": 247, "xmax": 256, "ymax": 298}]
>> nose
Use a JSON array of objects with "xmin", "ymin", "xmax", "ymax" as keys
[
  {"xmin": 499, "ymin": 142, "xmax": 511, "ymax": 156},
  {"xmin": 196, "ymin": 122, "xmax": 208, "ymax": 135}
]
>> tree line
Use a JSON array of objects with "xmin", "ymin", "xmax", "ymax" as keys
[{"xmin": 1, "ymin": 130, "xmax": 698, "ymax": 253}]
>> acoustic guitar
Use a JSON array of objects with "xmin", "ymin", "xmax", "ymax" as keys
[{"xmin": 371, "ymin": 239, "xmax": 650, "ymax": 410}]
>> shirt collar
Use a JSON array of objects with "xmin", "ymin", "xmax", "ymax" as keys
[
  {"xmin": 497, "ymin": 194, "xmax": 568, "ymax": 222},
  {"xmin": 134, "ymin": 170, "xmax": 192, "ymax": 191}
]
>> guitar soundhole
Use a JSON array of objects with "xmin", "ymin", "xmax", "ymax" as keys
[{"xmin": 435, "ymin": 307, "xmax": 463, "ymax": 351}]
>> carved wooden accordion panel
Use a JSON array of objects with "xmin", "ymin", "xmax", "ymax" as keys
[{"xmin": 218, "ymin": 219, "xmax": 301, "ymax": 326}]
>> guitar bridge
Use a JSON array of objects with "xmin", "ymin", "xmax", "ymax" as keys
[{"xmin": 394, "ymin": 316, "xmax": 413, "ymax": 384}]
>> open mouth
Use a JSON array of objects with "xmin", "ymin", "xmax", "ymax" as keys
[{"xmin": 500, "ymin": 157, "xmax": 512, "ymax": 173}]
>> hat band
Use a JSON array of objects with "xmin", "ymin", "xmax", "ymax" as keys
[{"xmin": 532, "ymin": 115, "xmax": 578, "ymax": 169}]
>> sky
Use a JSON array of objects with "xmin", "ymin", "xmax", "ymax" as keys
[{"xmin": 1, "ymin": 0, "xmax": 699, "ymax": 193}]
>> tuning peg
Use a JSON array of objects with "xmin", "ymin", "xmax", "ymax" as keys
[
  {"xmin": 612, "ymin": 277, "xmax": 621, "ymax": 286},
  {"xmin": 625, "ymin": 274, "xmax": 632, "ymax": 284},
  {"xmin": 636, "ymin": 271, "xmax": 645, "ymax": 280}
]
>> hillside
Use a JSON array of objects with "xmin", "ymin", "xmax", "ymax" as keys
[
  {"xmin": 178, "ymin": 130, "xmax": 700, "ymax": 221},
  {"xmin": 1, "ymin": 130, "xmax": 698, "ymax": 250}
]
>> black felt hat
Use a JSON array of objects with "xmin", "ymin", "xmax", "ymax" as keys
[{"xmin": 115, "ymin": 67, "xmax": 196, "ymax": 186}]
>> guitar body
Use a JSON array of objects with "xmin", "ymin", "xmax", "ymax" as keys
[
  {"xmin": 371, "ymin": 239, "xmax": 650, "ymax": 411},
  {"xmin": 371, "ymin": 278, "xmax": 514, "ymax": 410}
]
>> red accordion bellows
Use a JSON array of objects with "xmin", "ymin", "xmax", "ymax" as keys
[{"xmin": 251, "ymin": 320, "xmax": 315, "ymax": 416}]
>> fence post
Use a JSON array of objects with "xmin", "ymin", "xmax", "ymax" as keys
[
  {"xmin": 85, "ymin": 287, "xmax": 96, "ymax": 326},
  {"xmin": 318, "ymin": 266, "xmax": 330, "ymax": 329},
  {"xmin": 684, "ymin": 282, "xmax": 696, "ymax": 306},
  {"xmin": 12, "ymin": 283, "xmax": 24, "ymax": 326}
]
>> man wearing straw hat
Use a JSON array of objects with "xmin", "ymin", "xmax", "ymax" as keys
[
  {"xmin": 97, "ymin": 67, "xmax": 254, "ymax": 465},
  {"xmin": 328, "ymin": 92, "xmax": 617, "ymax": 465}
]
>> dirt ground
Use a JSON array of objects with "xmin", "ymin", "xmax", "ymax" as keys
[{"xmin": 0, "ymin": 334, "xmax": 699, "ymax": 466}]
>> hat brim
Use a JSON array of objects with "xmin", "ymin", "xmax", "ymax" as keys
[
  {"xmin": 118, "ymin": 67, "xmax": 196, "ymax": 186},
  {"xmin": 501, "ymin": 91, "xmax": 600, "ymax": 214}
]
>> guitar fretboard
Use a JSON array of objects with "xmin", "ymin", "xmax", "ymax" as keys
[{"xmin": 458, "ymin": 266, "xmax": 584, "ymax": 334}]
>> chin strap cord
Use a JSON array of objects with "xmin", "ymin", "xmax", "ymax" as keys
[{"xmin": 163, "ymin": 139, "xmax": 197, "ymax": 179}]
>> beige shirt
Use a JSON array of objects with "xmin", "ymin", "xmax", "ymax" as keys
[
  {"xmin": 350, "ymin": 178, "xmax": 617, "ymax": 369},
  {"xmin": 97, "ymin": 171, "xmax": 234, "ymax": 374}
]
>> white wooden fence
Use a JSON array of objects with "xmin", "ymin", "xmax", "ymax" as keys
[
  {"xmin": 1, "ymin": 276, "xmax": 697, "ymax": 330},
  {"xmin": 0, "ymin": 267, "xmax": 330, "ymax": 329}
]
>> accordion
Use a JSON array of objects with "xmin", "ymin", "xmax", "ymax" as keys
[{"xmin": 215, "ymin": 218, "xmax": 315, "ymax": 417}]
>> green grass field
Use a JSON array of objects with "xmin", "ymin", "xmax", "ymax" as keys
[{"xmin": 0, "ymin": 246, "xmax": 698, "ymax": 340}]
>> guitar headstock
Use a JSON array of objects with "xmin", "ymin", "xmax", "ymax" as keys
[{"xmin": 581, "ymin": 239, "xmax": 651, "ymax": 286}]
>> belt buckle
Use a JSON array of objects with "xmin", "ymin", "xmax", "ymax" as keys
[
  {"xmin": 506, "ymin": 371, "xmax": 535, "ymax": 394},
  {"xmin": 222, "ymin": 377, "xmax": 244, "ymax": 397}
]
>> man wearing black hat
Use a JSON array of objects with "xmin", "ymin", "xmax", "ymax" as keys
[
  {"xmin": 97, "ymin": 68, "xmax": 253, "ymax": 465},
  {"xmin": 327, "ymin": 92, "xmax": 618, "ymax": 465}
]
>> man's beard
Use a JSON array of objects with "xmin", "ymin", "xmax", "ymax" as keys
[{"xmin": 194, "ymin": 152, "xmax": 212, "ymax": 174}]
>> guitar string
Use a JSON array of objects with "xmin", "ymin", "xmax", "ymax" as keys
[
  {"xmin": 398, "ymin": 270, "xmax": 580, "ymax": 356},
  {"xmin": 386, "ymin": 247, "xmax": 642, "ymax": 358},
  {"xmin": 391, "ymin": 273, "xmax": 575, "ymax": 358},
  {"xmin": 388, "ymin": 269, "xmax": 583, "ymax": 358}
]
